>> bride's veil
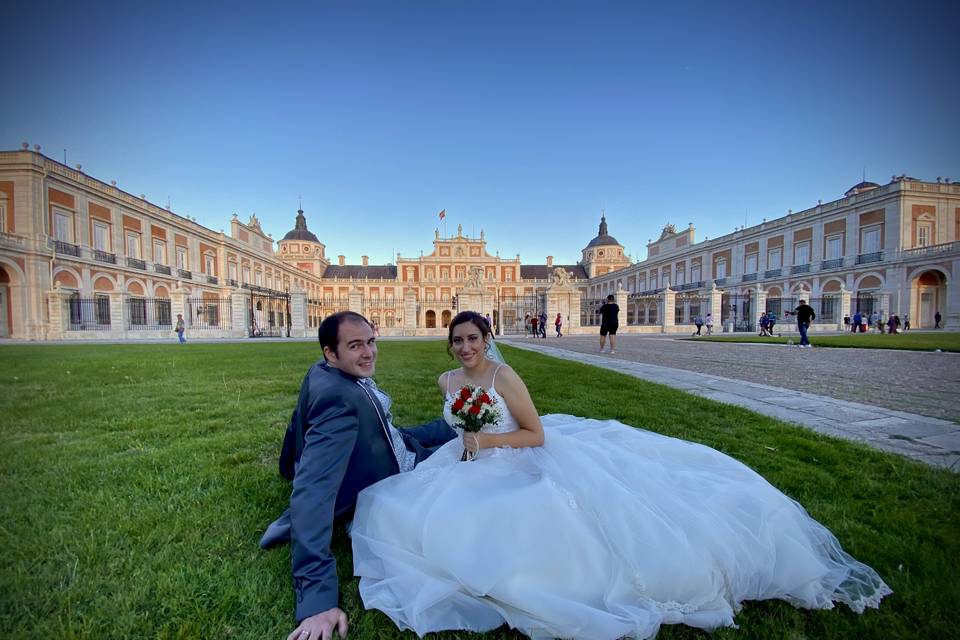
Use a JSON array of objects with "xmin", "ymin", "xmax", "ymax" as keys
[{"xmin": 486, "ymin": 336, "xmax": 506, "ymax": 364}]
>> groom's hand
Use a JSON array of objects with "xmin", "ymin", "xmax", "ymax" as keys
[{"xmin": 286, "ymin": 608, "xmax": 348, "ymax": 640}]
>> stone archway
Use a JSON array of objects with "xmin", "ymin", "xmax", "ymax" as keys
[
  {"xmin": 912, "ymin": 269, "xmax": 948, "ymax": 328},
  {"xmin": 441, "ymin": 309, "xmax": 452, "ymax": 328},
  {"xmin": 0, "ymin": 259, "xmax": 27, "ymax": 339},
  {"xmin": 425, "ymin": 309, "xmax": 437, "ymax": 329}
]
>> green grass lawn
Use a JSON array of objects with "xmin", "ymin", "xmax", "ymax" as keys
[
  {"xmin": 690, "ymin": 331, "xmax": 960, "ymax": 352},
  {"xmin": 1, "ymin": 342, "xmax": 958, "ymax": 639}
]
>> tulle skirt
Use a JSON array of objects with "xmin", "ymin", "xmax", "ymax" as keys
[{"xmin": 351, "ymin": 415, "xmax": 890, "ymax": 639}]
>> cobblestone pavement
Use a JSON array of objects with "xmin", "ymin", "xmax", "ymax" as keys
[
  {"xmin": 506, "ymin": 334, "xmax": 960, "ymax": 422},
  {"xmin": 503, "ymin": 335, "xmax": 960, "ymax": 472}
]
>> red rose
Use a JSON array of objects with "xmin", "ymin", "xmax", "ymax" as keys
[
  {"xmin": 451, "ymin": 398, "xmax": 465, "ymax": 412},
  {"xmin": 459, "ymin": 387, "xmax": 472, "ymax": 400},
  {"xmin": 468, "ymin": 405, "xmax": 481, "ymax": 415},
  {"xmin": 479, "ymin": 393, "xmax": 491, "ymax": 404}
]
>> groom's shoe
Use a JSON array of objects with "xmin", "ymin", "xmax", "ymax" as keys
[{"xmin": 259, "ymin": 509, "xmax": 292, "ymax": 549}]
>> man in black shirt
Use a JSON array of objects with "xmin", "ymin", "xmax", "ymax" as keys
[
  {"xmin": 597, "ymin": 294, "xmax": 620, "ymax": 354},
  {"xmin": 788, "ymin": 299, "xmax": 816, "ymax": 348}
]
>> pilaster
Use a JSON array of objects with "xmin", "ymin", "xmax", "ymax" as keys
[{"xmin": 661, "ymin": 287, "xmax": 676, "ymax": 333}]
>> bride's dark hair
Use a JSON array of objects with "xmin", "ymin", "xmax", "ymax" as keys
[{"xmin": 447, "ymin": 311, "xmax": 492, "ymax": 357}]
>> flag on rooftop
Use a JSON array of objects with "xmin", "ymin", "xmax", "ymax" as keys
[{"xmin": 438, "ymin": 209, "xmax": 446, "ymax": 220}]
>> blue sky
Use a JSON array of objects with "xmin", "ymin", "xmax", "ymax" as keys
[{"xmin": 3, "ymin": 0, "xmax": 957, "ymax": 265}]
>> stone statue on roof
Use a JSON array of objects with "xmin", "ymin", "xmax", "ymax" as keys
[{"xmin": 658, "ymin": 223, "xmax": 677, "ymax": 240}]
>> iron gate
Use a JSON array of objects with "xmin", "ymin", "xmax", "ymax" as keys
[
  {"xmin": 498, "ymin": 294, "xmax": 543, "ymax": 335},
  {"xmin": 247, "ymin": 285, "xmax": 290, "ymax": 337}
]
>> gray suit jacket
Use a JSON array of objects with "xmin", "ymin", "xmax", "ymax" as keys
[{"xmin": 269, "ymin": 360, "xmax": 454, "ymax": 621}]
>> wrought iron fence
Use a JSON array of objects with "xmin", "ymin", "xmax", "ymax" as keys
[
  {"xmin": 126, "ymin": 298, "xmax": 173, "ymax": 330},
  {"xmin": 721, "ymin": 292, "xmax": 756, "ymax": 332},
  {"xmin": 65, "ymin": 296, "xmax": 112, "ymax": 330},
  {"xmin": 674, "ymin": 295, "xmax": 708, "ymax": 325},
  {"xmin": 852, "ymin": 293, "xmax": 877, "ymax": 317},
  {"xmin": 807, "ymin": 296, "xmax": 839, "ymax": 324},
  {"xmin": 366, "ymin": 298, "xmax": 404, "ymax": 330},
  {"xmin": 500, "ymin": 294, "xmax": 542, "ymax": 334},
  {"xmin": 581, "ymin": 298, "xmax": 608, "ymax": 327},
  {"xmin": 626, "ymin": 294, "xmax": 660, "ymax": 326},
  {"xmin": 187, "ymin": 297, "xmax": 232, "ymax": 329},
  {"xmin": 307, "ymin": 297, "xmax": 352, "ymax": 329},
  {"xmin": 763, "ymin": 297, "xmax": 795, "ymax": 325}
]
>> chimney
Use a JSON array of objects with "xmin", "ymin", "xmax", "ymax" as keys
[
  {"xmin": 338, "ymin": 255, "xmax": 345, "ymax": 266},
  {"xmin": 546, "ymin": 256, "xmax": 553, "ymax": 267},
  {"xmin": 362, "ymin": 255, "xmax": 369, "ymax": 266}
]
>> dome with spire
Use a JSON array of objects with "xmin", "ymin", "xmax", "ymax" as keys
[
  {"xmin": 586, "ymin": 215, "xmax": 621, "ymax": 248},
  {"xmin": 282, "ymin": 208, "xmax": 320, "ymax": 243},
  {"xmin": 844, "ymin": 181, "xmax": 880, "ymax": 197}
]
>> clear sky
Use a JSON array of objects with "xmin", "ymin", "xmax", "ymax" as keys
[{"xmin": 3, "ymin": 0, "xmax": 957, "ymax": 266}]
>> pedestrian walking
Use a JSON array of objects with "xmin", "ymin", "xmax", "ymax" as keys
[
  {"xmin": 175, "ymin": 313, "xmax": 186, "ymax": 344},
  {"xmin": 555, "ymin": 312, "xmax": 563, "ymax": 337},
  {"xmin": 786, "ymin": 300, "xmax": 816, "ymax": 348},
  {"xmin": 935, "ymin": 310, "xmax": 942, "ymax": 329},
  {"xmin": 597, "ymin": 295, "xmax": 620, "ymax": 354},
  {"xmin": 539, "ymin": 311, "xmax": 547, "ymax": 338},
  {"xmin": 903, "ymin": 314, "xmax": 911, "ymax": 331},
  {"xmin": 766, "ymin": 311, "xmax": 777, "ymax": 336},
  {"xmin": 530, "ymin": 313, "xmax": 539, "ymax": 338},
  {"xmin": 704, "ymin": 313, "xmax": 714, "ymax": 336},
  {"xmin": 693, "ymin": 315, "xmax": 704, "ymax": 336}
]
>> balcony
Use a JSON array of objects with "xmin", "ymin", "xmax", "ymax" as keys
[
  {"xmin": 675, "ymin": 281, "xmax": 705, "ymax": 291},
  {"xmin": 821, "ymin": 258, "xmax": 844, "ymax": 270},
  {"xmin": 206, "ymin": 275, "xmax": 219, "ymax": 285},
  {"xmin": 856, "ymin": 252, "xmax": 883, "ymax": 265},
  {"xmin": 896, "ymin": 241, "xmax": 958, "ymax": 260},
  {"xmin": 764, "ymin": 268, "xmax": 782, "ymax": 278},
  {"xmin": 741, "ymin": 273, "xmax": 758, "ymax": 282},
  {"xmin": 790, "ymin": 263, "xmax": 811, "ymax": 275},
  {"xmin": 93, "ymin": 249, "xmax": 116, "ymax": 264},
  {"xmin": 0, "ymin": 231, "xmax": 27, "ymax": 249},
  {"xmin": 713, "ymin": 278, "xmax": 728, "ymax": 287},
  {"xmin": 54, "ymin": 240, "xmax": 81, "ymax": 257},
  {"xmin": 126, "ymin": 257, "xmax": 146, "ymax": 270},
  {"xmin": 227, "ymin": 278, "xmax": 239, "ymax": 287},
  {"xmin": 154, "ymin": 263, "xmax": 171, "ymax": 275},
  {"xmin": 178, "ymin": 269, "xmax": 193, "ymax": 280}
]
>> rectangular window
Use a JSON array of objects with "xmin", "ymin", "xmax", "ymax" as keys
[
  {"xmin": 861, "ymin": 226, "xmax": 881, "ymax": 253},
  {"xmin": 228, "ymin": 262, "xmax": 237, "ymax": 281},
  {"xmin": 205, "ymin": 255, "xmax": 215, "ymax": 275},
  {"xmin": 0, "ymin": 204, "xmax": 7, "ymax": 232},
  {"xmin": 794, "ymin": 241, "xmax": 810, "ymax": 265},
  {"xmin": 826, "ymin": 236, "xmax": 842, "ymax": 259},
  {"xmin": 715, "ymin": 259, "xmax": 727, "ymax": 279},
  {"xmin": 93, "ymin": 222, "xmax": 110, "ymax": 251},
  {"xmin": 54, "ymin": 211, "xmax": 73, "ymax": 242},
  {"xmin": 767, "ymin": 247, "xmax": 782, "ymax": 269},
  {"xmin": 176, "ymin": 247, "xmax": 187, "ymax": 269},
  {"xmin": 242, "ymin": 266, "xmax": 250, "ymax": 284},
  {"xmin": 267, "ymin": 273, "xmax": 273, "ymax": 288},
  {"xmin": 675, "ymin": 269, "xmax": 685, "ymax": 286},
  {"xmin": 255, "ymin": 271, "xmax": 263, "ymax": 286},
  {"xmin": 661, "ymin": 271, "xmax": 670, "ymax": 287},
  {"xmin": 917, "ymin": 222, "xmax": 932, "ymax": 248},
  {"xmin": 94, "ymin": 294, "xmax": 111, "ymax": 326},
  {"xmin": 154, "ymin": 240, "xmax": 167, "ymax": 265},
  {"xmin": 690, "ymin": 266, "xmax": 700, "ymax": 283},
  {"xmin": 745, "ymin": 254, "xmax": 758, "ymax": 274},
  {"xmin": 126, "ymin": 232, "xmax": 140, "ymax": 258}
]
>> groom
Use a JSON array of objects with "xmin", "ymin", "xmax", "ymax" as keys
[{"xmin": 260, "ymin": 311, "xmax": 455, "ymax": 640}]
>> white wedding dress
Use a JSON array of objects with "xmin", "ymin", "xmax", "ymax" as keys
[{"xmin": 351, "ymin": 372, "xmax": 890, "ymax": 639}]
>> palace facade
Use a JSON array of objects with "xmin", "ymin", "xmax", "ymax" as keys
[
  {"xmin": 0, "ymin": 147, "xmax": 957, "ymax": 341},
  {"xmin": 0, "ymin": 148, "xmax": 627, "ymax": 340}
]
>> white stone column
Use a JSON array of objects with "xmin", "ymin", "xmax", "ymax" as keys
[
  {"xmin": 231, "ymin": 289, "xmax": 249, "ymax": 337},
  {"xmin": 840, "ymin": 286, "xmax": 852, "ymax": 330},
  {"xmin": 661, "ymin": 287, "xmax": 676, "ymax": 333},
  {"xmin": 289, "ymin": 289, "xmax": 308, "ymax": 338},
  {"xmin": 403, "ymin": 289, "xmax": 418, "ymax": 334},
  {"xmin": 109, "ymin": 292, "xmax": 126, "ymax": 339},
  {"xmin": 171, "ymin": 288, "xmax": 187, "ymax": 330},
  {"xmin": 348, "ymin": 287, "xmax": 364, "ymax": 315},
  {"xmin": 707, "ymin": 282, "xmax": 723, "ymax": 330},
  {"xmin": 755, "ymin": 286, "xmax": 767, "ymax": 319},
  {"xmin": 46, "ymin": 289, "xmax": 68, "ymax": 340}
]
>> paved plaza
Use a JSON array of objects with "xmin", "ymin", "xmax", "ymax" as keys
[{"xmin": 503, "ymin": 334, "xmax": 960, "ymax": 472}]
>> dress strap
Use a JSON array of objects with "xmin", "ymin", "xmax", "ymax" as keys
[
  {"xmin": 490, "ymin": 363, "xmax": 504, "ymax": 392},
  {"xmin": 445, "ymin": 370, "xmax": 456, "ymax": 395}
]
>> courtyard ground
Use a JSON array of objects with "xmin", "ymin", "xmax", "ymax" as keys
[{"xmin": 0, "ymin": 342, "xmax": 958, "ymax": 639}]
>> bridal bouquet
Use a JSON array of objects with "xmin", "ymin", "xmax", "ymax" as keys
[{"xmin": 449, "ymin": 385, "xmax": 501, "ymax": 461}]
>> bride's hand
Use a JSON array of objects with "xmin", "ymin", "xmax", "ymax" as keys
[{"xmin": 462, "ymin": 431, "xmax": 483, "ymax": 454}]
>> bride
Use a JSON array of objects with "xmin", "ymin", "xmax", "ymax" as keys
[{"xmin": 351, "ymin": 311, "xmax": 890, "ymax": 639}]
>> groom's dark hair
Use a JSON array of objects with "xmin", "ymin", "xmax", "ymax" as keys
[{"xmin": 318, "ymin": 311, "xmax": 373, "ymax": 356}]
